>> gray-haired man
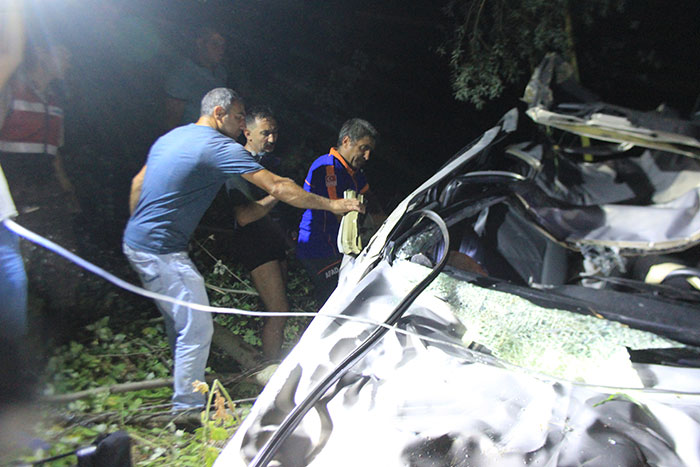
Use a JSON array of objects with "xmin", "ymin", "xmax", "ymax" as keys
[
  {"xmin": 124, "ymin": 88, "xmax": 363, "ymax": 410},
  {"xmin": 297, "ymin": 118, "xmax": 384, "ymax": 305}
]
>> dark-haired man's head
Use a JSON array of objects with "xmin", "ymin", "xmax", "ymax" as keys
[
  {"xmin": 244, "ymin": 106, "xmax": 278, "ymax": 155},
  {"xmin": 195, "ymin": 27, "xmax": 225, "ymax": 70}
]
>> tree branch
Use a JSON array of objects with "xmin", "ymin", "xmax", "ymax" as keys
[
  {"xmin": 43, "ymin": 378, "xmax": 176, "ymax": 404},
  {"xmin": 41, "ymin": 369, "xmax": 268, "ymax": 404}
]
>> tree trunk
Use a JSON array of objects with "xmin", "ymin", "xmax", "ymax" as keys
[{"xmin": 211, "ymin": 321, "xmax": 261, "ymax": 369}]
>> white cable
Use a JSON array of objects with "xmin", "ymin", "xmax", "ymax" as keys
[
  {"xmin": 5, "ymin": 218, "xmax": 326, "ymax": 319},
  {"xmin": 6, "ymin": 218, "xmax": 697, "ymax": 395},
  {"xmin": 2, "ymin": 219, "xmax": 450, "ymax": 341}
]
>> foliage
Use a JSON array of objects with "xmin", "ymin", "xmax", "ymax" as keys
[
  {"xmin": 44, "ymin": 316, "xmax": 172, "ymax": 397},
  {"xmin": 3, "ymin": 315, "xmax": 244, "ymax": 466},
  {"xmin": 439, "ymin": 0, "xmax": 627, "ymax": 109},
  {"xmin": 5, "ymin": 242, "xmax": 318, "ymax": 466}
]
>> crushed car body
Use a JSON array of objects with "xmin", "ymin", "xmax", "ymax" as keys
[{"xmin": 215, "ymin": 55, "xmax": 700, "ymax": 466}]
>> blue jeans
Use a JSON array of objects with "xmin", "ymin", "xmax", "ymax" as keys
[
  {"xmin": 123, "ymin": 243, "xmax": 213, "ymax": 410},
  {"xmin": 0, "ymin": 222, "xmax": 28, "ymax": 339}
]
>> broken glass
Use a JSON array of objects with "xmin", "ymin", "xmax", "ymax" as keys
[{"xmin": 392, "ymin": 260, "xmax": 682, "ymax": 388}]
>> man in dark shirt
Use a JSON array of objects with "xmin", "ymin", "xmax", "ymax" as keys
[
  {"xmin": 226, "ymin": 106, "xmax": 290, "ymax": 359},
  {"xmin": 164, "ymin": 27, "xmax": 228, "ymax": 130}
]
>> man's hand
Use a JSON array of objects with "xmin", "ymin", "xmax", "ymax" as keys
[
  {"xmin": 328, "ymin": 198, "xmax": 365, "ymax": 217},
  {"xmin": 234, "ymin": 195, "xmax": 279, "ymax": 226}
]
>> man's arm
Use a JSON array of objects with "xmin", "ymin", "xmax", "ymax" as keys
[
  {"xmin": 164, "ymin": 97, "xmax": 185, "ymax": 131},
  {"xmin": 234, "ymin": 195, "xmax": 279, "ymax": 227},
  {"xmin": 53, "ymin": 153, "xmax": 74, "ymax": 192},
  {"xmin": 242, "ymin": 169, "xmax": 364, "ymax": 216},
  {"xmin": 53, "ymin": 152, "xmax": 81, "ymax": 213},
  {"xmin": 129, "ymin": 165, "xmax": 147, "ymax": 214}
]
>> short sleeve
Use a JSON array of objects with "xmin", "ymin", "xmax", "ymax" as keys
[
  {"xmin": 226, "ymin": 175, "xmax": 254, "ymax": 206},
  {"xmin": 164, "ymin": 65, "xmax": 189, "ymax": 101},
  {"xmin": 308, "ymin": 164, "xmax": 334, "ymax": 199},
  {"xmin": 212, "ymin": 138, "xmax": 264, "ymax": 176}
]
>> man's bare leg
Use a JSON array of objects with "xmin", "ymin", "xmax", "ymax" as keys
[{"xmin": 250, "ymin": 259, "xmax": 289, "ymax": 360}]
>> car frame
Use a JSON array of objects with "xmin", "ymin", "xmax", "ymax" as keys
[{"xmin": 216, "ymin": 55, "xmax": 700, "ymax": 467}]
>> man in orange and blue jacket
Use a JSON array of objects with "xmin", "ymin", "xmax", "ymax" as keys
[{"xmin": 297, "ymin": 118, "xmax": 383, "ymax": 305}]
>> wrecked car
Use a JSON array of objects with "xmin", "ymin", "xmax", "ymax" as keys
[{"xmin": 216, "ymin": 55, "xmax": 700, "ymax": 466}]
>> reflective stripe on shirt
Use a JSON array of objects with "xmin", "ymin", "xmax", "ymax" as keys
[{"xmin": 0, "ymin": 141, "xmax": 58, "ymax": 156}]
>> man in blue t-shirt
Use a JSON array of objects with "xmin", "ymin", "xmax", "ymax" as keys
[
  {"xmin": 124, "ymin": 88, "xmax": 364, "ymax": 410},
  {"xmin": 297, "ymin": 118, "xmax": 383, "ymax": 305}
]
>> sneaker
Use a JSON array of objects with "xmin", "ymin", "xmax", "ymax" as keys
[{"xmin": 170, "ymin": 408, "xmax": 204, "ymax": 432}]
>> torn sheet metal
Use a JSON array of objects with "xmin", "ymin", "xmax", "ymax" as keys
[
  {"xmin": 216, "ymin": 261, "xmax": 700, "ymax": 466},
  {"xmin": 526, "ymin": 107, "xmax": 700, "ymax": 158}
]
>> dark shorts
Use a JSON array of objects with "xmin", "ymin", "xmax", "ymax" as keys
[
  {"xmin": 298, "ymin": 254, "xmax": 342, "ymax": 305},
  {"xmin": 231, "ymin": 216, "xmax": 287, "ymax": 271}
]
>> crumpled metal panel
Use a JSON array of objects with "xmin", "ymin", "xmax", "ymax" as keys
[
  {"xmin": 525, "ymin": 146, "xmax": 700, "ymax": 208},
  {"xmin": 216, "ymin": 261, "xmax": 700, "ymax": 466},
  {"xmin": 517, "ymin": 185, "xmax": 700, "ymax": 251},
  {"xmin": 518, "ymin": 53, "xmax": 700, "ymax": 252},
  {"xmin": 502, "ymin": 141, "xmax": 700, "ymax": 252},
  {"xmin": 526, "ymin": 107, "xmax": 700, "ymax": 159},
  {"xmin": 523, "ymin": 53, "xmax": 700, "ymax": 158}
]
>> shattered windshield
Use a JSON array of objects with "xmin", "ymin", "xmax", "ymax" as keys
[{"xmin": 393, "ymin": 227, "xmax": 683, "ymax": 387}]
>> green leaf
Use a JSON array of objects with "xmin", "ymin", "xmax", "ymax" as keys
[
  {"xmin": 204, "ymin": 446, "xmax": 221, "ymax": 466},
  {"xmin": 209, "ymin": 426, "xmax": 230, "ymax": 441}
]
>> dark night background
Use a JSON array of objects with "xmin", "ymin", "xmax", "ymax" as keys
[{"xmin": 21, "ymin": 0, "xmax": 700, "ymax": 332}]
